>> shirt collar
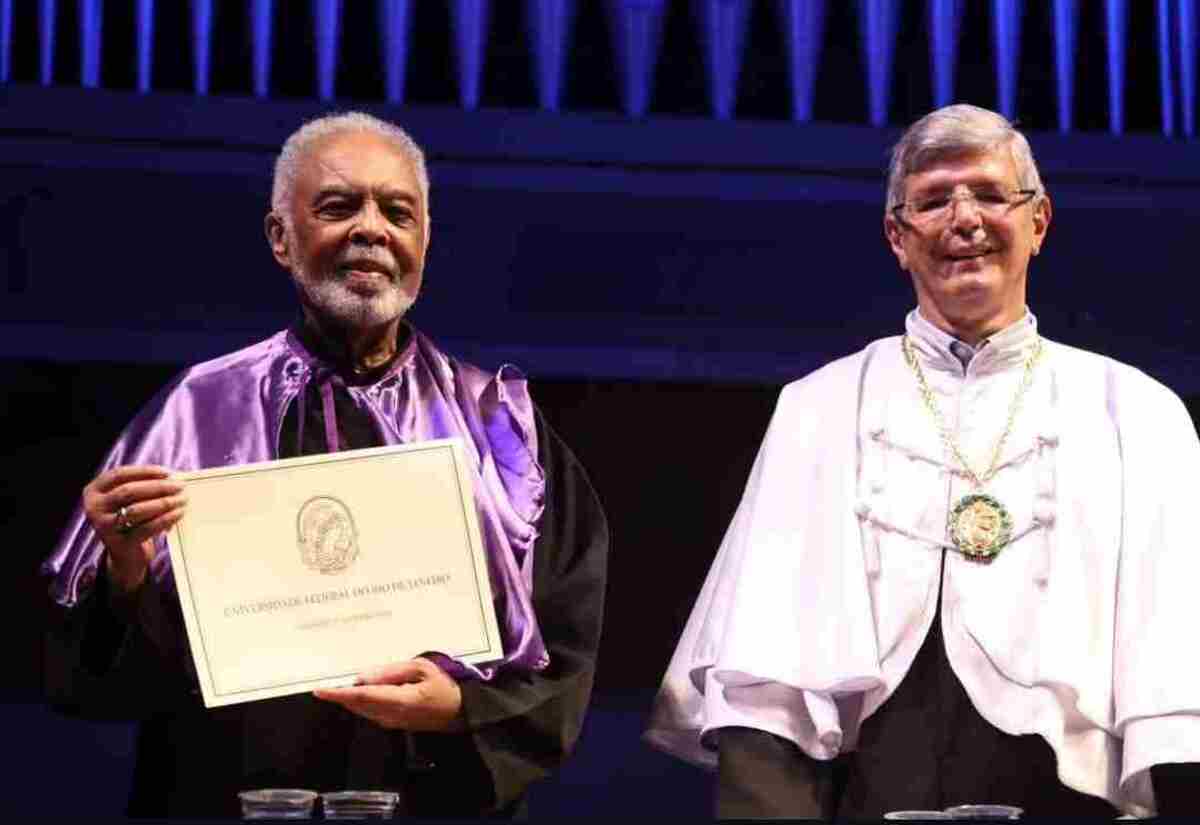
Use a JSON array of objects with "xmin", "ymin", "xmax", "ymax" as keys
[
  {"xmin": 285, "ymin": 319, "xmax": 418, "ymax": 387},
  {"xmin": 905, "ymin": 308, "xmax": 1039, "ymax": 374}
]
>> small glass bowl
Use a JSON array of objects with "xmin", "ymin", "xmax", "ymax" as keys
[
  {"xmin": 943, "ymin": 803, "xmax": 1024, "ymax": 819},
  {"xmin": 884, "ymin": 811, "xmax": 954, "ymax": 820},
  {"xmin": 321, "ymin": 790, "xmax": 400, "ymax": 819},
  {"xmin": 238, "ymin": 788, "xmax": 318, "ymax": 819}
]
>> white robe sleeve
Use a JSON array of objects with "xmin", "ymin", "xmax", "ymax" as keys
[{"xmin": 1112, "ymin": 371, "xmax": 1200, "ymax": 813}]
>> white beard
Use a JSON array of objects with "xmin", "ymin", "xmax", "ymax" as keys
[{"xmin": 293, "ymin": 270, "xmax": 415, "ymax": 329}]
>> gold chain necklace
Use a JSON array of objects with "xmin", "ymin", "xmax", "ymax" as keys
[{"xmin": 901, "ymin": 334, "xmax": 1043, "ymax": 561}]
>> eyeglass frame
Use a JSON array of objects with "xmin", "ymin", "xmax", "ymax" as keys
[{"xmin": 890, "ymin": 187, "xmax": 1040, "ymax": 229}]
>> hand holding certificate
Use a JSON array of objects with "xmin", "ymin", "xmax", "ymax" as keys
[
  {"xmin": 166, "ymin": 438, "xmax": 503, "ymax": 708},
  {"xmin": 313, "ymin": 657, "xmax": 466, "ymax": 731}
]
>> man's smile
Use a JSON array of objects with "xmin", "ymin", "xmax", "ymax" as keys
[
  {"xmin": 337, "ymin": 258, "xmax": 394, "ymax": 277},
  {"xmin": 944, "ymin": 246, "xmax": 994, "ymax": 262}
]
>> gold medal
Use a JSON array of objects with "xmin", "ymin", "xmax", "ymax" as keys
[{"xmin": 948, "ymin": 493, "xmax": 1013, "ymax": 561}]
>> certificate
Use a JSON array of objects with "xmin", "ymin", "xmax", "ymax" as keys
[{"xmin": 165, "ymin": 438, "xmax": 503, "ymax": 708}]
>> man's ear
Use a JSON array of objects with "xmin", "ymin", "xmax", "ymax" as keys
[
  {"xmin": 265, "ymin": 212, "xmax": 291, "ymax": 269},
  {"xmin": 1030, "ymin": 193, "xmax": 1052, "ymax": 256},
  {"xmin": 884, "ymin": 212, "xmax": 909, "ymax": 271}
]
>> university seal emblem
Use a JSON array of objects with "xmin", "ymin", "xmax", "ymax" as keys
[
  {"xmin": 297, "ymin": 496, "xmax": 359, "ymax": 574},
  {"xmin": 948, "ymin": 493, "xmax": 1013, "ymax": 561}
]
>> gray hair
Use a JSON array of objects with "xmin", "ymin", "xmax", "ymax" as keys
[
  {"xmin": 270, "ymin": 111, "xmax": 430, "ymax": 223},
  {"xmin": 885, "ymin": 104, "xmax": 1044, "ymax": 210}
]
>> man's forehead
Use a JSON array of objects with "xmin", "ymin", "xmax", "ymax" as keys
[
  {"xmin": 295, "ymin": 132, "xmax": 419, "ymax": 195},
  {"xmin": 906, "ymin": 147, "xmax": 1019, "ymax": 189}
]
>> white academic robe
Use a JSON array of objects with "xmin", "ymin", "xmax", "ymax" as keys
[{"xmin": 645, "ymin": 312, "xmax": 1200, "ymax": 817}]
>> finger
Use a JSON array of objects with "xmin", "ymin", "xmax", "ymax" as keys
[
  {"xmin": 92, "ymin": 465, "xmax": 174, "ymax": 493},
  {"xmin": 120, "ymin": 504, "xmax": 186, "ymax": 545},
  {"xmin": 313, "ymin": 685, "xmax": 415, "ymax": 726},
  {"xmin": 316, "ymin": 683, "xmax": 420, "ymax": 710},
  {"xmin": 311, "ymin": 688, "xmax": 380, "ymax": 719},
  {"xmin": 315, "ymin": 684, "xmax": 397, "ymax": 704},
  {"xmin": 105, "ymin": 493, "xmax": 185, "ymax": 537},
  {"xmin": 356, "ymin": 660, "xmax": 427, "ymax": 686},
  {"xmin": 101, "ymin": 479, "xmax": 186, "ymax": 512},
  {"xmin": 108, "ymin": 494, "xmax": 187, "ymax": 532}
]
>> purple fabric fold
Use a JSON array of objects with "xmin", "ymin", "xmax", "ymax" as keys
[{"xmin": 41, "ymin": 327, "xmax": 549, "ymax": 678}]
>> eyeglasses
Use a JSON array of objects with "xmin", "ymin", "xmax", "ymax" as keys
[{"xmin": 892, "ymin": 186, "xmax": 1039, "ymax": 227}]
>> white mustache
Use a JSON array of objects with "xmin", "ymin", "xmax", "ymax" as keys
[{"xmin": 335, "ymin": 252, "xmax": 397, "ymax": 278}]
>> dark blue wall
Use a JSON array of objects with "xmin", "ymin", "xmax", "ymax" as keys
[{"xmin": 3, "ymin": 85, "xmax": 1199, "ymax": 391}]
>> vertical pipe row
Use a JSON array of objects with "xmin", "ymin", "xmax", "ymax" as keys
[
  {"xmin": 696, "ymin": 0, "xmax": 752, "ymax": 119},
  {"xmin": 1052, "ymin": 0, "xmax": 1078, "ymax": 132},
  {"xmin": 79, "ymin": 0, "xmax": 102, "ymax": 87},
  {"xmin": 191, "ymin": 0, "xmax": 213, "ymax": 95},
  {"xmin": 251, "ymin": 0, "xmax": 273, "ymax": 97},
  {"xmin": 526, "ymin": 0, "xmax": 576, "ymax": 112},
  {"xmin": 379, "ymin": 0, "xmax": 413, "ymax": 104},
  {"xmin": 11, "ymin": 0, "xmax": 1189, "ymax": 138},
  {"xmin": 313, "ymin": 0, "xmax": 341, "ymax": 101},
  {"xmin": 777, "ymin": 0, "xmax": 826, "ymax": 122},
  {"xmin": 1105, "ymin": 0, "xmax": 1127, "ymax": 134},
  {"xmin": 991, "ymin": 0, "xmax": 1022, "ymax": 119},
  {"xmin": 859, "ymin": 0, "xmax": 900, "ymax": 126},
  {"xmin": 928, "ymin": 0, "xmax": 961, "ymax": 108}
]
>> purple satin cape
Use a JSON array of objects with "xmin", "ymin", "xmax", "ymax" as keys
[{"xmin": 41, "ymin": 327, "xmax": 550, "ymax": 678}]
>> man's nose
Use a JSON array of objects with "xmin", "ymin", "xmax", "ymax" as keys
[
  {"xmin": 349, "ymin": 201, "xmax": 388, "ymax": 244},
  {"xmin": 948, "ymin": 193, "xmax": 984, "ymax": 232}
]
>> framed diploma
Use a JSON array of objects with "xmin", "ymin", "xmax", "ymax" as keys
[{"xmin": 165, "ymin": 438, "xmax": 503, "ymax": 708}]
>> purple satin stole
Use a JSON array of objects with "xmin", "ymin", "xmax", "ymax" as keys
[{"xmin": 42, "ymin": 327, "xmax": 550, "ymax": 678}]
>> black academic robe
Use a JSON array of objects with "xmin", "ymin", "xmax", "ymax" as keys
[{"xmin": 44, "ymin": 378, "xmax": 609, "ymax": 819}]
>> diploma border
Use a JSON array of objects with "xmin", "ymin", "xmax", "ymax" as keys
[{"xmin": 170, "ymin": 439, "xmax": 501, "ymax": 702}]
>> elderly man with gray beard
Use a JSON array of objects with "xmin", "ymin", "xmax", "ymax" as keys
[
  {"xmin": 42, "ymin": 112, "xmax": 609, "ymax": 819},
  {"xmin": 646, "ymin": 104, "xmax": 1200, "ymax": 818}
]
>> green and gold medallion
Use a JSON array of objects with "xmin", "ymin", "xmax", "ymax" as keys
[{"xmin": 948, "ymin": 493, "xmax": 1013, "ymax": 561}]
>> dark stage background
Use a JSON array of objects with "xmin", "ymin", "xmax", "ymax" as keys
[{"xmin": 2, "ymin": 0, "xmax": 1199, "ymax": 818}]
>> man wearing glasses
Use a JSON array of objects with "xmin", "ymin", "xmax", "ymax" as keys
[{"xmin": 647, "ymin": 104, "xmax": 1200, "ymax": 817}]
